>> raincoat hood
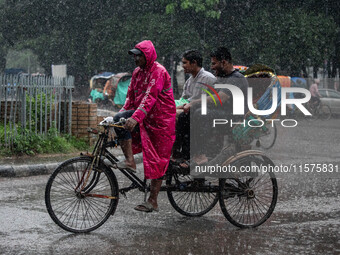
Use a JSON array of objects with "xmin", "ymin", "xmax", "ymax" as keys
[{"xmin": 134, "ymin": 40, "xmax": 157, "ymax": 69}]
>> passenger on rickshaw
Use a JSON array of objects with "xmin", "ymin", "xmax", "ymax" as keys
[
  {"xmin": 113, "ymin": 40, "xmax": 176, "ymax": 213},
  {"xmin": 172, "ymin": 50, "xmax": 216, "ymax": 164},
  {"xmin": 184, "ymin": 47, "xmax": 248, "ymax": 167}
]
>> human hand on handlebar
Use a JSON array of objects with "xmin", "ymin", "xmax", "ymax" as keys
[
  {"xmin": 183, "ymin": 103, "xmax": 191, "ymax": 113},
  {"xmin": 124, "ymin": 117, "xmax": 138, "ymax": 132}
]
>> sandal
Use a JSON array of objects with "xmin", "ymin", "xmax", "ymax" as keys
[{"xmin": 134, "ymin": 202, "xmax": 159, "ymax": 213}]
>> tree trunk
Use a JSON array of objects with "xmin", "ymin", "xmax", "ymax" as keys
[
  {"xmin": 172, "ymin": 59, "xmax": 179, "ymax": 96},
  {"xmin": 0, "ymin": 48, "xmax": 7, "ymax": 72},
  {"xmin": 313, "ymin": 66, "xmax": 318, "ymax": 78},
  {"xmin": 302, "ymin": 66, "xmax": 308, "ymax": 78}
]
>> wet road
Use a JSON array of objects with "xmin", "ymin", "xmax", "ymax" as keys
[{"xmin": 0, "ymin": 119, "xmax": 339, "ymax": 254}]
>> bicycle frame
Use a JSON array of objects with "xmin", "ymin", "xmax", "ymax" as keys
[
  {"xmin": 92, "ymin": 127, "xmax": 149, "ymax": 195},
  {"xmin": 86, "ymin": 125, "xmax": 224, "ymax": 196},
  {"xmin": 86, "ymin": 122, "xmax": 275, "ymax": 198}
]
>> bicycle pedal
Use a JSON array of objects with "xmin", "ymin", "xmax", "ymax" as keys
[
  {"xmin": 103, "ymin": 158, "xmax": 116, "ymax": 168},
  {"xmin": 120, "ymin": 190, "xmax": 127, "ymax": 199}
]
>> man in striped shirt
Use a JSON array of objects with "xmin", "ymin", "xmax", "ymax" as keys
[{"xmin": 173, "ymin": 50, "xmax": 216, "ymax": 162}]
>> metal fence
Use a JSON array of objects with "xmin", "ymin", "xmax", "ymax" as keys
[{"xmin": 0, "ymin": 74, "xmax": 74, "ymax": 148}]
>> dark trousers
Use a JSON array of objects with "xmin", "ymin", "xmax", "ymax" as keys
[
  {"xmin": 191, "ymin": 107, "xmax": 232, "ymax": 157},
  {"xmin": 173, "ymin": 112, "xmax": 190, "ymax": 159},
  {"xmin": 113, "ymin": 110, "xmax": 138, "ymax": 140}
]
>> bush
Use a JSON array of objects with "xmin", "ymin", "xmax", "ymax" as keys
[{"xmin": 0, "ymin": 123, "xmax": 89, "ymax": 156}]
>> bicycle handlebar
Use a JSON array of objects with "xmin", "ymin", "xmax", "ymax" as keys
[{"xmin": 98, "ymin": 116, "xmax": 126, "ymax": 128}]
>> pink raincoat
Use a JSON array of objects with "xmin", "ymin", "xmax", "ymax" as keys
[{"xmin": 121, "ymin": 40, "xmax": 176, "ymax": 179}]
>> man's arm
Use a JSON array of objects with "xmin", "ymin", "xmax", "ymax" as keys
[
  {"xmin": 316, "ymin": 87, "xmax": 322, "ymax": 98},
  {"xmin": 182, "ymin": 74, "xmax": 218, "ymax": 112},
  {"xmin": 181, "ymin": 79, "xmax": 189, "ymax": 99},
  {"xmin": 183, "ymin": 91, "xmax": 229, "ymax": 113},
  {"xmin": 130, "ymin": 71, "xmax": 164, "ymax": 123},
  {"xmin": 125, "ymin": 72, "xmax": 165, "ymax": 131}
]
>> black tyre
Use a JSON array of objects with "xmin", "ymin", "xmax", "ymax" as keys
[
  {"xmin": 256, "ymin": 121, "xmax": 277, "ymax": 149},
  {"xmin": 319, "ymin": 104, "xmax": 331, "ymax": 120},
  {"xmin": 166, "ymin": 173, "xmax": 219, "ymax": 217},
  {"xmin": 219, "ymin": 155, "xmax": 278, "ymax": 228},
  {"xmin": 305, "ymin": 104, "xmax": 317, "ymax": 121},
  {"xmin": 45, "ymin": 156, "xmax": 119, "ymax": 233}
]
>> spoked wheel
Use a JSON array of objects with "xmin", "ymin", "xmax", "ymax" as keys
[
  {"xmin": 45, "ymin": 156, "xmax": 119, "ymax": 233},
  {"xmin": 255, "ymin": 121, "xmax": 277, "ymax": 149},
  {"xmin": 305, "ymin": 104, "xmax": 318, "ymax": 121},
  {"xmin": 319, "ymin": 104, "xmax": 331, "ymax": 120},
  {"xmin": 166, "ymin": 173, "xmax": 219, "ymax": 217},
  {"xmin": 219, "ymin": 155, "xmax": 278, "ymax": 228}
]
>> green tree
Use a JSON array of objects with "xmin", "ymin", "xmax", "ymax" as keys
[
  {"xmin": 165, "ymin": 0, "xmax": 221, "ymax": 18},
  {"xmin": 1, "ymin": 0, "xmax": 338, "ymax": 82},
  {"xmin": 165, "ymin": 0, "xmax": 339, "ymax": 77},
  {"xmin": 237, "ymin": 8, "xmax": 337, "ymax": 76},
  {"xmin": 87, "ymin": 13, "xmax": 202, "ymax": 72}
]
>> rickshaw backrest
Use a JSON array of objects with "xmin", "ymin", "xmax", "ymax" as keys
[{"xmin": 232, "ymin": 69, "xmax": 282, "ymax": 145}]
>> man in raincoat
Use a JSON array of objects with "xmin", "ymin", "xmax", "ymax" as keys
[{"xmin": 113, "ymin": 40, "xmax": 176, "ymax": 212}]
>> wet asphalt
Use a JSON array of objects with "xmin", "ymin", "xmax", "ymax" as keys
[{"xmin": 0, "ymin": 118, "xmax": 339, "ymax": 254}]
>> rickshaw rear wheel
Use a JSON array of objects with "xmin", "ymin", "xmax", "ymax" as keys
[
  {"xmin": 219, "ymin": 155, "xmax": 278, "ymax": 228},
  {"xmin": 166, "ymin": 173, "xmax": 219, "ymax": 217}
]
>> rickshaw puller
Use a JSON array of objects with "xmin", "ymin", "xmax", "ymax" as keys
[{"xmin": 113, "ymin": 40, "xmax": 176, "ymax": 213}]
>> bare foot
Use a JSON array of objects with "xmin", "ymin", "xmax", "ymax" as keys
[{"xmin": 193, "ymin": 154, "xmax": 208, "ymax": 165}]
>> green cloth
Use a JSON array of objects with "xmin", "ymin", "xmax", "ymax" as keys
[
  {"xmin": 232, "ymin": 115, "xmax": 266, "ymax": 145},
  {"xmin": 175, "ymin": 98, "xmax": 189, "ymax": 107},
  {"xmin": 90, "ymin": 89, "xmax": 104, "ymax": 102},
  {"xmin": 114, "ymin": 78, "xmax": 131, "ymax": 105}
]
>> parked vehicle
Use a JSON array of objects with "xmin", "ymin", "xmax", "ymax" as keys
[
  {"xmin": 244, "ymin": 64, "xmax": 280, "ymax": 149},
  {"xmin": 319, "ymin": 89, "xmax": 340, "ymax": 115},
  {"xmin": 89, "ymin": 72, "xmax": 132, "ymax": 109}
]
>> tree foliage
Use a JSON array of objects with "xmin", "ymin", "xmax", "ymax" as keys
[
  {"xmin": 165, "ymin": 0, "xmax": 221, "ymax": 18},
  {"xmin": 0, "ymin": 0, "xmax": 338, "ymax": 82},
  {"xmin": 237, "ymin": 8, "xmax": 337, "ymax": 76}
]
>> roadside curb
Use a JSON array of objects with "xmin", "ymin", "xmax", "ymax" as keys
[{"xmin": 0, "ymin": 153, "xmax": 143, "ymax": 178}]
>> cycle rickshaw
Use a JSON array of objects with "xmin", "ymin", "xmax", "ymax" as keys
[{"xmin": 45, "ymin": 113, "xmax": 279, "ymax": 233}]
